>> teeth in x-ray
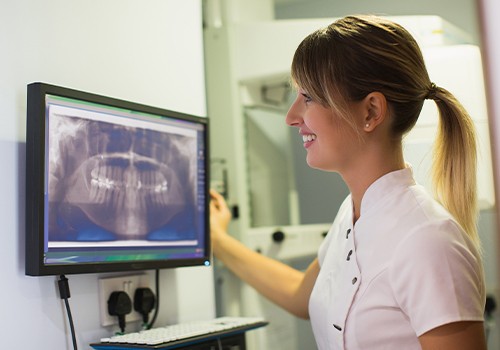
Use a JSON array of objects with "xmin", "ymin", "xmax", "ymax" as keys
[
  {"xmin": 64, "ymin": 152, "xmax": 185, "ymax": 238},
  {"xmin": 88, "ymin": 164, "xmax": 169, "ymax": 204}
]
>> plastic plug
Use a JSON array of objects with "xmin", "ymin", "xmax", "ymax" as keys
[
  {"xmin": 134, "ymin": 287, "xmax": 156, "ymax": 325},
  {"xmin": 108, "ymin": 291, "xmax": 132, "ymax": 333}
]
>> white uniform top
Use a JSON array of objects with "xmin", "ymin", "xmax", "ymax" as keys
[{"xmin": 309, "ymin": 167, "xmax": 485, "ymax": 350}]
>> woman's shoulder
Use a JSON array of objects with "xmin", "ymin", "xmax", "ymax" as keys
[
  {"xmin": 391, "ymin": 210, "xmax": 483, "ymax": 283},
  {"xmin": 388, "ymin": 212, "xmax": 485, "ymax": 336}
]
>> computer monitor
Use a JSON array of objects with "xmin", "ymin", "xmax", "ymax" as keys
[{"xmin": 25, "ymin": 82, "xmax": 210, "ymax": 276}]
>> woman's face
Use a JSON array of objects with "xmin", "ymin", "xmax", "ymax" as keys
[{"xmin": 285, "ymin": 89, "xmax": 363, "ymax": 173}]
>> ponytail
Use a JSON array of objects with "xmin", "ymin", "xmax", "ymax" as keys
[{"xmin": 429, "ymin": 85, "xmax": 479, "ymax": 248}]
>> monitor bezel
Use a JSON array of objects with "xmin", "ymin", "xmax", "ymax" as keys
[{"xmin": 25, "ymin": 82, "xmax": 211, "ymax": 276}]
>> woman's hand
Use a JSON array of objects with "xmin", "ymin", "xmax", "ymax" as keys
[{"xmin": 209, "ymin": 190, "xmax": 232, "ymax": 250}]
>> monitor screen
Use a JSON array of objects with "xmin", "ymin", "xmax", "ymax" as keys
[{"xmin": 25, "ymin": 82, "xmax": 210, "ymax": 276}]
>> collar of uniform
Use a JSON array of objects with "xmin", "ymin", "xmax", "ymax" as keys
[{"xmin": 359, "ymin": 166, "xmax": 416, "ymax": 217}]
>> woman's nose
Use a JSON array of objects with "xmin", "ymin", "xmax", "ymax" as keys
[{"xmin": 285, "ymin": 94, "xmax": 303, "ymax": 127}]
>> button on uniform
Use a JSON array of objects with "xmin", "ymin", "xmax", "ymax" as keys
[{"xmin": 310, "ymin": 221, "xmax": 361, "ymax": 348}]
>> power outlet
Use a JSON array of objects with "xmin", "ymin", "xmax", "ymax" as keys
[{"xmin": 98, "ymin": 274, "xmax": 154, "ymax": 327}]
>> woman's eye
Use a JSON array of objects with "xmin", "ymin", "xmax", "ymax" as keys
[{"xmin": 301, "ymin": 93, "xmax": 312, "ymax": 103}]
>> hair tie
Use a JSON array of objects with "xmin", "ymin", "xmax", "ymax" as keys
[{"xmin": 426, "ymin": 82, "xmax": 438, "ymax": 100}]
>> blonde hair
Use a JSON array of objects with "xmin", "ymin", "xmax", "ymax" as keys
[{"xmin": 291, "ymin": 15, "xmax": 479, "ymax": 247}]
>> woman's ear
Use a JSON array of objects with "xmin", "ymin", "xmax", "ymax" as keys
[{"xmin": 362, "ymin": 92, "xmax": 387, "ymax": 132}]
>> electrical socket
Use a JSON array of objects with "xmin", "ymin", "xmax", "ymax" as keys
[{"xmin": 98, "ymin": 274, "xmax": 153, "ymax": 327}]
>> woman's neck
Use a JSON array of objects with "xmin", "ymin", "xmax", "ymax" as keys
[{"xmin": 344, "ymin": 143, "xmax": 405, "ymax": 222}]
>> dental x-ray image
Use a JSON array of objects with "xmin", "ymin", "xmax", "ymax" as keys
[{"xmin": 47, "ymin": 111, "xmax": 198, "ymax": 242}]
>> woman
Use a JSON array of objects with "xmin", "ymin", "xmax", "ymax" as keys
[{"xmin": 210, "ymin": 15, "xmax": 486, "ymax": 349}]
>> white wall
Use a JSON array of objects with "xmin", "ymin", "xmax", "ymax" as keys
[
  {"xmin": 480, "ymin": 0, "xmax": 500, "ymax": 270},
  {"xmin": 478, "ymin": 1, "xmax": 500, "ymax": 348},
  {"xmin": 0, "ymin": 1, "xmax": 214, "ymax": 349},
  {"xmin": 480, "ymin": 1, "xmax": 500, "ymax": 194}
]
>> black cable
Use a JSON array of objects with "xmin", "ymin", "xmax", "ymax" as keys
[
  {"xmin": 58, "ymin": 275, "xmax": 78, "ymax": 350},
  {"xmin": 146, "ymin": 269, "xmax": 160, "ymax": 329}
]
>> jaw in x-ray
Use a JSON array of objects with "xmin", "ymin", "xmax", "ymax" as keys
[{"xmin": 47, "ymin": 114, "xmax": 197, "ymax": 242}]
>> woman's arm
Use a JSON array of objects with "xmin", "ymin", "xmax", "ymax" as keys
[
  {"xmin": 419, "ymin": 321, "xmax": 486, "ymax": 350},
  {"xmin": 210, "ymin": 190, "xmax": 319, "ymax": 319}
]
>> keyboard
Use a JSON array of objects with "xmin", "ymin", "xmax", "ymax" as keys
[{"xmin": 91, "ymin": 316, "xmax": 267, "ymax": 349}]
